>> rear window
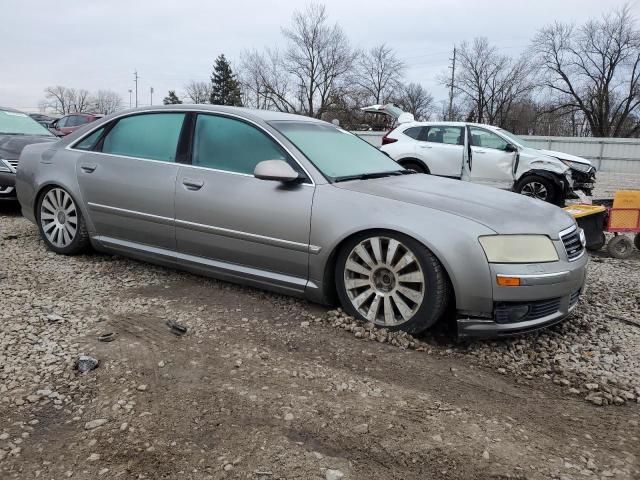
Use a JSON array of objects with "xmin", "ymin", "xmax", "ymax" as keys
[{"xmin": 403, "ymin": 127, "xmax": 425, "ymax": 140}]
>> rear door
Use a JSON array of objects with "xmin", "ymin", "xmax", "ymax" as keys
[
  {"xmin": 174, "ymin": 113, "xmax": 314, "ymax": 291},
  {"xmin": 415, "ymin": 125, "xmax": 465, "ymax": 177},
  {"xmin": 467, "ymin": 126, "xmax": 516, "ymax": 189},
  {"xmin": 74, "ymin": 112, "xmax": 186, "ymax": 250}
]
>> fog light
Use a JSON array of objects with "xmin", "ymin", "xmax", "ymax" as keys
[
  {"xmin": 495, "ymin": 303, "xmax": 531, "ymax": 324},
  {"xmin": 496, "ymin": 275, "xmax": 521, "ymax": 286}
]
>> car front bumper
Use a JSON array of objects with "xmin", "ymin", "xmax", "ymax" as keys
[{"xmin": 457, "ymin": 252, "xmax": 588, "ymax": 338}]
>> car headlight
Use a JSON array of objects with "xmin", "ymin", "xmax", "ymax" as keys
[
  {"xmin": 479, "ymin": 235, "xmax": 559, "ymax": 263},
  {"xmin": 559, "ymin": 159, "xmax": 593, "ymax": 173},
  {"xmin": 0, "ymin": 159, "xmax": 11, "ymax": 173}
]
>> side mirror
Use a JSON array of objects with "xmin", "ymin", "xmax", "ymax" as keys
[
  {"xmin": 254, "ymin": 160, "xmax": 300, "ymax": 183},
  {"xmin": 505, "ymin": 143, "xmax": 517, "ymax": 153}
]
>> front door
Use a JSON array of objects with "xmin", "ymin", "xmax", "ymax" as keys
[
  {"xmin": 174, "ymin": 113, "xmax": 314, "ymax": 291},
  {"xmin": 467, "ymin": 126, "xmax": 516, "ymax": 189},
  {"xmin": 75, "ymin": 112, "xmax": 186, "ymax": 250}
]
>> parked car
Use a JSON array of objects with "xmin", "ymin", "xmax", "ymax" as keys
[
  {"xmin": 28, "ymin": 113, "xmax": 58, "ymax": 129},
  {"xmin": 365, "ymin": 105, "xmax": 596, "ymax": 205},
  {"xmin": 49, "ymin": 113, "xmax": 104, "ymax": 137},
  {"xmin": 0, "ymin": 107, "xmax": 58, "ymax": 201},
  {"xmin": 17, "ymin": 105, "xmax": 587, "ymax": 338}
]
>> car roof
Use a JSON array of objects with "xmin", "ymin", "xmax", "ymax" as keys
[
  {"xmin": 107, "ymin": 104, "xmax": 327, "ymax": 124},
  {"xmin": 0, "ymin": 106, "xmax": 27, "ymax": 114},
  {"xmin": 399, "ymin": 121, "xmax": 502, "ymax": 131}
]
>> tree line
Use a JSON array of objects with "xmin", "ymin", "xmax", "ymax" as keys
[{"xmin": 40, "ymin": 2, "xmax": 640, "ymax": 137}]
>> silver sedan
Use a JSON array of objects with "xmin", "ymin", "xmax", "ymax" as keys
[{"xmin": 16, "ymin": 105, "xmax": 588, "ymax": 338}]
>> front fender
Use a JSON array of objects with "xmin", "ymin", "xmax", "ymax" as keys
[{"xmin": 307, "ymin": 184, "xmax": 496, "ymax": 315}]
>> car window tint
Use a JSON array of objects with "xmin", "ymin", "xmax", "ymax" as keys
[
  {"xmin": 101, "ymin": 113, "xmax": 185, "ymax": 162},
  {"xmin": 426, "ymin": 126, "xmax": 463, "ymax": 145},
  {"xmin": 74, "ymin": 127, "xmax": 105, "ymax": 151},
  {"xmin": 67, "ymin": 115, "xmax": 82, "ymax": 127},
  {"xmin": 469, "ymin": 127, "xmax": 508, "ymax": 150},
  {"xmin": 403, "ymin": 127, "xmax": 424, "ymax": 140},
  {"xmin": 57, "ymin": 117, "xmax": 68, "ymax": 128},
  {"xmin": 193, "ymin": 114, "xmax": 287, "ymax": 175}
]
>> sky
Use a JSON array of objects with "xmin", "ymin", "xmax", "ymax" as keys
[{"xmin": 1, "ymin": 0, "xmax": 637, "ymax": 113}]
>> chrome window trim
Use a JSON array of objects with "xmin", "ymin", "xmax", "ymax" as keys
[{"xmin": 66, "ymin": 108, "xmax": 316, "ymax": 186}]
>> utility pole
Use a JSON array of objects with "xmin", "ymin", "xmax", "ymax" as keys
[
  {"xmin": 128, "ymin": 89, "xmax": 132, "ymax": 108},
  {"xmin": 133, "ymin": 70, "xmax": 139, "ymax": 108},
  {"xmin": 150, "ymin": 87, "xmax": 154, "ymax": 106},
  {"xmin": 448, "ymin": 46, "xmax": 456, "ymax": 121}
]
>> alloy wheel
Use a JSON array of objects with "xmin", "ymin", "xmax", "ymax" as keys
[
  {"xmin": 40, "ymin": 188, "xmax": 78, "ymax": 248},
  {"xmin": 521, "ymin": 181, "xmax": 548, "ymax": 200},
  {"xmin": 343, "ymin": 236, "xmax": 425, "ymax": 327}
]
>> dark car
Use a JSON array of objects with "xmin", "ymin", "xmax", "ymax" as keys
[
  {"xmin": 49, "ymin": 113, "xmax": 104, "ymax": 137},
  {"xmin": 0, "ymin": 107, "xmax": 58, "ymax": 201},
  {"xmin": 29, "ymin": 113, "xmax": 58, "ymax": 129}
]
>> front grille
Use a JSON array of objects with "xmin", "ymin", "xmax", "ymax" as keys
[
  {"xmin": 561, "ymin": 227, "xmax": 584, "ymax": 261},
  {"xmin": 5, "ymin": 159, "xmax": 18, "ymax": 171},
  {"xmin": 495, "ymin": 297, "xmax": 561, "ymax": 324}
]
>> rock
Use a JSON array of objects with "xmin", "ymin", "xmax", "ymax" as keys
[
  {"xmin": 353, "ymin": 423, "xmax": 369, "ymax": 434},
  {"xmin": 26, "ymin": 394, "xmax": 41, "ymax": 403},
  {"xmin": 284, "ymin": 413, "xmax": 294, "ymax": 421},
  {"xmin": 482, "ymin": 450, "xmax": 490, "ymax": 460},
  {"xmin": 325, "ymin": 469, "xmax": 345, "ymax": 480},
  {"xmin": 88, "ymin": 453, "xmax": 101, "ymax": 462},
  {"xmin": 137, "ymin": 384, "xmax": 148, "ymax": 392},
  {"xmin": 585, "ymin": 383, "xmax": 599, "ymax": 391},
  {"xmin": 46, "ymin": 314, "xmax": 63, "ymax": 323},
  {"xmin": 85, "ymin": 419, "xmax": 108, "ymax": 430},
  {"xmin": 300, "ymin": 321, "xmax": 310, "ymax": 327},
  {"xmin": 431, "ymin": 434, "xmax": 443, "ymax": 443},
  {"xmin": 223, "ymin": 463, "xmax": 233, "ymax": 471},
  {"xmin": 76, "ymin": 355, "xmax": 99, "ymax": 374},
  {"xmin": 585, "ymin": 393, "xmax": 604, "ymax": 406},
  {"xmin": 158, "ymin": 361, "xmax": 165, "ymax": 368},
  {"xmin": 497, "ymin": 368, "xmax": 506, "ymax": 374}
]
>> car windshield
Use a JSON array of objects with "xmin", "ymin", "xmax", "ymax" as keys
[
  {"xmin": 271, "ymin": 121, "xmax": 403, "ymax": 180},
  {"xmin": 496, "ymin": 128, "xmax": 530, "ymax": 148},
  {"xmin": 0, "ymin": 109, "xmax": 54, "ymax": 136}
]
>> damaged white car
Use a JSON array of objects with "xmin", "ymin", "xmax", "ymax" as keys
[{"xmin": 365, "ymin": 104, "xmax": 596, "ymax": 205}]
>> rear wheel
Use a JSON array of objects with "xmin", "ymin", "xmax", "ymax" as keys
[
  {"xmin": 400, "ymin": 160, "xmax": 428, "ymax": 174},
  {"xmin": 37, "ymin": 187, "xmax": 90, "ymax": 255},
  {"xmin": 335, "ymin": 231, "xmax": 448, "ymax": 334},
  {"xmin": 606, "ymin": 235, "xmax": 634, "ymax": 259},
  {"xmin": 515, "ymin": 175, "xmax": 561, "ymax": 205},
  {"xmin": 634, "ymin": 233, "xmax": 640, "ymax": 251}
]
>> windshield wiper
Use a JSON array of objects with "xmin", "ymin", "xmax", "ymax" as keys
[{"xmin": 333, "ymin": 169, "xmax": 415, "ymax": 183}]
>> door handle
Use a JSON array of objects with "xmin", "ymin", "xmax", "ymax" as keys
[
  {"xmin": 80, "ymin": 163, "xmax": 97, "ymax": 173},
  {"xmin": 474, "ymin": 149, "xmax": 486, "ymax": 154},
  {"xmin": 182, "ymin": 178, "xmax": 204, "ymax": 190},
  {"xmin": 419, "ymin": 145, "xmax": 432, "ymax": 149}
]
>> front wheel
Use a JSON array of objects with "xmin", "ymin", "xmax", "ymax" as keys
[
  {"xmin": 515, "ymin": 175, "xmax": 561, "ymax": 205},
  {"xmin": 335, "ymin": 232, "xmax": 449, "ymax": 334},
  {"xmin": 37, "ymin": 187, "xmax": 90, "ymax": 255},
  {"xmin": 400, "ymin": 160, "xmax": 428, "ymax": 174}
]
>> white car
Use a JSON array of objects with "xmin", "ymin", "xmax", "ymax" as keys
[{"xmin": 366, "ymin": 105, "xmax": 596, "ymax": 205}]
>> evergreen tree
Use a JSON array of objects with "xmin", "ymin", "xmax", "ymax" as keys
[
  {"xmin": 163, "ymin": 90, "xmax": 182, "ymax": 105},
  {"xmin": 210, "ymin": 54, "xmax": 243, "ymax": 106}
]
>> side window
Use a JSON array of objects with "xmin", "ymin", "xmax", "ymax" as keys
[
  {"xmin": 74, "ymin": 127, "xmax": 105, "ymax": 151},
  {"xmin": 469, "ymin": 127, "xmax": 509, "ymax": 151},
  {"xmin": 57, "ymin": 116, "xmax": 68, "ymax": 128},
  {"xmin": 403, "ymin": 126, "xmax": 426, "ymax": 140},
  {"xmin": 67, "ymin": 115, "xmax": 82, "ymax": 127},
  {"xmin": 192, "ymin": 114, "xmax": 287, "ymax": 175},
  {"xmin": 101, "ymin": 113, "xmax": 185, "ymax": 162},
  {"xmin": 426, "ymin": 126, "xmax": 463, "ymax": 146}
]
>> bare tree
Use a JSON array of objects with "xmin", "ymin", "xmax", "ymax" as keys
[
  {"xmin": 239, "ymin": 49, "xmax": 298, "ymax": 112},
  {"xmin": 43, "ymin": 86, "xmax": 76, "ymax": 115},
  {"xmin": 184, "ymin": 80, "xmax": 212, "ymax": 104},
  {"xmin": 70, "ymin": 89, "xmax": 93, "ymax": 113},
  {"xmin": 92, "ymin": 90, "xmax": 122, "ymax": 114},
  {"xmin": 353, "ymin": 44, "xmax": 405, "ymax": 104},
  {"xmin": 281, "ymin": 2, "xmax": 355, "ymax": 117},
  {"xmin": 446, "ymin": 38, "xmax": 534, "ymax": 126},
  {"xmin": 394, "ymin": 83, "xmax": 435, "ymax": 121},
  {"xmin": 531, "ymin": 4, "xmax": 640, "ymax": 137}
]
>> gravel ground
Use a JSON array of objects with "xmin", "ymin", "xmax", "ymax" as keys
[{"xmin": 0, "ymin": 197, "xmax": 639, "ymax": 479}]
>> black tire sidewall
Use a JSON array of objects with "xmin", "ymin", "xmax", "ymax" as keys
[
  {"xmin": 516, "ymin": 175, "xmax": 559, "ymax": 204},
  {"xmin": 36, "ymin": 187, "xmax": 87, "ymax": 255},
  {"xmin": 401, "ymin": 160, "xmax": 428, "ymax": 174},
  {"xmin": 335, "ymin": 231, "xmax": 445, "ymax": 334},
  {"xmin": 607, "ymin": 235, "xmax": 633, "ymax": 259}
]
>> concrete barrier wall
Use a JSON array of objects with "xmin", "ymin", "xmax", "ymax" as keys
[{"xmin": 353, "ymin": 132, "xmax": 640, "ymax": 174}]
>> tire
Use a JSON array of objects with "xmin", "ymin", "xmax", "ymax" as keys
[
  {"xmin": 515, "ymin": 175, "xmax": 560, "ymax": 205},
  {"xmin": 586, "ymin": 232, "xmax": 606, "ymax": 252},
  {"xmin": 606, "ymin": 235, "xmax": 634, "ymax": 259},
  {"xmin": 634, "ymin": 233, "xmax": 640, "ymax": 251},
  {"xmin": 400, "ymin": 160, "xmax": 428, "ymax": 174},
  {"xmin": 36, "ymin": 186, "xmax": 90, "ymax": 255},
  {"xmin": 335, "ymin": 231, "xmax": 449, "ymax": 335}
]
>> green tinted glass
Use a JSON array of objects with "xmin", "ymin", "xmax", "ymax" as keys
[
  {"xmin": 193, "ymin": 115, "xmax": 286, "ymax": 174},
  {"xmin": 74, "ymin": 127, "xmax": 105, "ymax": 151},
  {"xmin": 102, "ymin": 113, "xmax": 185, "ymax": 161}
]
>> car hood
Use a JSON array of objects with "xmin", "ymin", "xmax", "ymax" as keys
[
  {"xmin": 334, "ymin": 174, "xmax": 575, "ymax": 237},
  {"xmin": 0, "ymin": 134, "xmax": 58, "ymax": 160},
  {"xmin": 538, "ymin": 149, "xmax": 592, "ymax": 166}
]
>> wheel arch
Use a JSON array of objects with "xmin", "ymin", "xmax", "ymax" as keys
[
  {"xmin": 320, "ymin": 227, "xmax": 456, "ymax": 309},
  {"xmin": 515, "ymin": 169, "xmax": 568, "ymax": 204},
  {"xmin": 33, "ymin": 181, "xmax": 93, "ymax": 233},
  {"xmin": 397, "ymin": 157, "xmax": 430, "ymax": 174}
]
